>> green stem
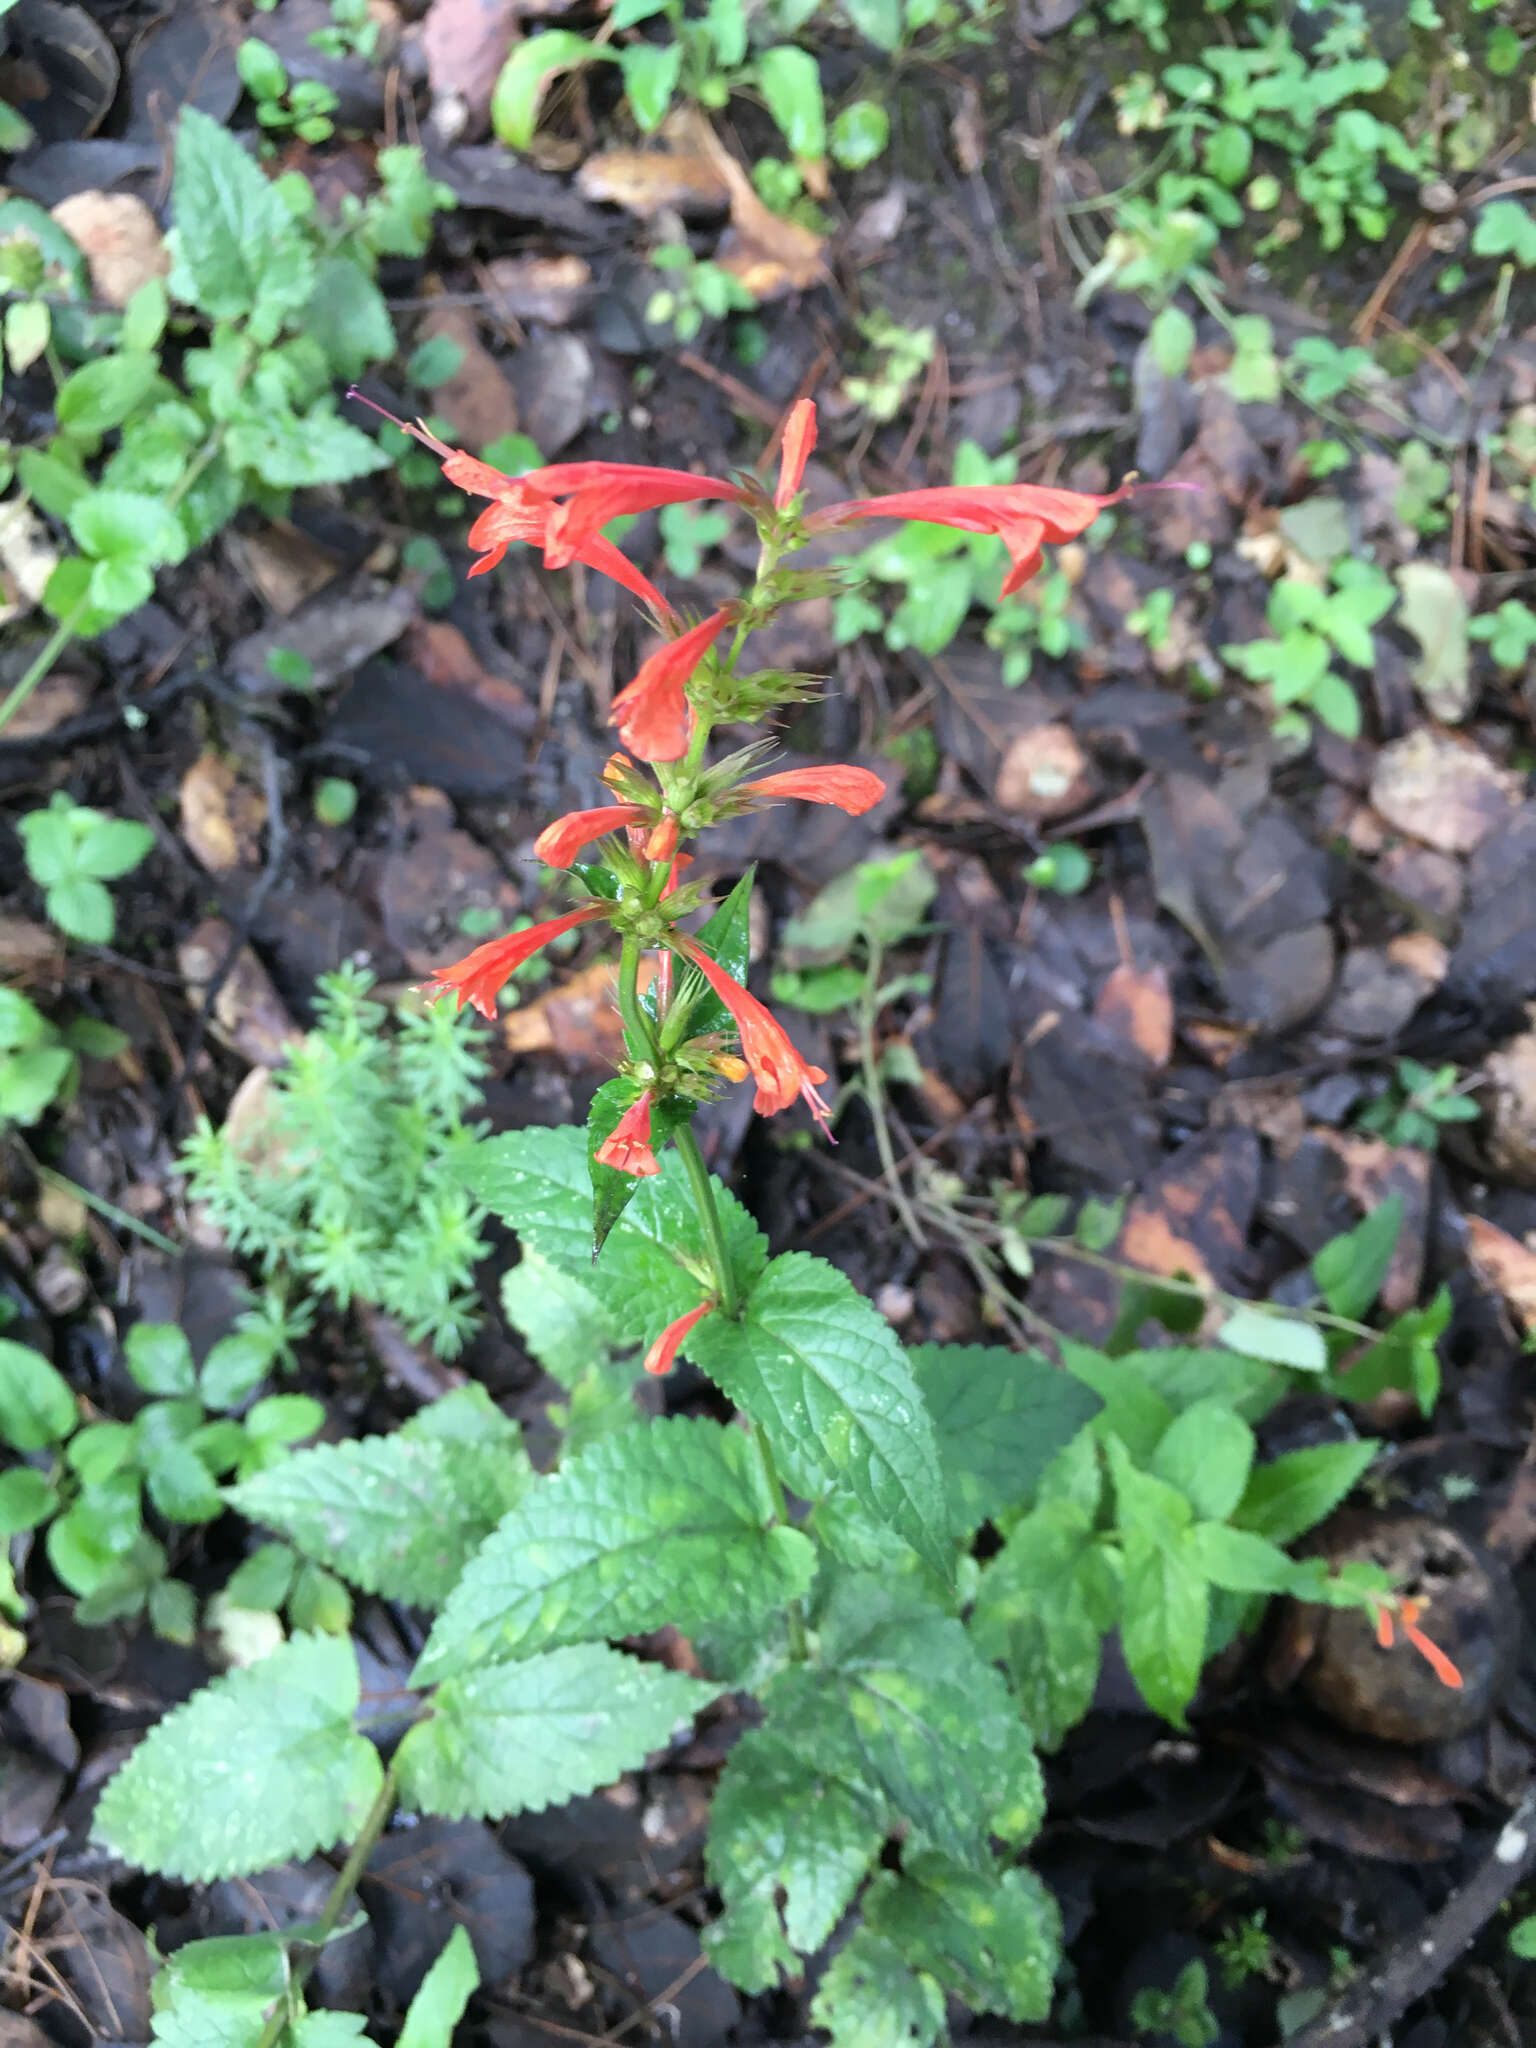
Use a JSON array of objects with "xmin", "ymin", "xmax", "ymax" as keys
[
  {"xmin": 31, "ymin": 1159, "xmax": 180, "ymax": 1256},
  {"xmin": 616, "ymin": 936, "xmax": 655, "ymax": 1061},
  {"xmin": 0, "ymin": 601, "xmax": 89, "ymax": 736},
  {"xmin": 253, "ymin": 1761, "xmax": 397, "ymax": 2048},
  {"xmin": 674, "ymin": 1122, "xmax": 739, "ymax": 1318},
  {"xmin": 749, "ymin": 1421, "xmax": 807, "ymax": 1661}
]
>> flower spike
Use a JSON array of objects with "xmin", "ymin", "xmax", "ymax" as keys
[
  {"xmin": 610, "ymin": 608, "xmax": 734, "ymax": 762},
  {"xmin": 677, "ymin": 939, "xmax": 833, "ymax": 1130},
  {"xmin": 534, "ymin": 805, "xmax": 650, "ymax": 869},
  {"xmin": 419, "ymin": 903, "xmax": 607, "ymax": 1019},
  {"xmin": 595, "ymin": 1090, "xmax": 661, "ymax": 1177},
  {"xmin": 775, "ymin": 399, "xmax": 817, "ymax": 509},
  {"xmin": 644, "ymin": 1298, "xmax": 714, "ymax": 1375}
]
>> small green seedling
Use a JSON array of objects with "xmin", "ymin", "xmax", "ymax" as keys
[
  {"xmin": 1470, "ymin": 600, "xmax": 1536, "ymax": 671},
  {"xmin": 1356, "ymin": 1059, "xmax": 1479, "ymax": 1152},
  {"xmin": 237, "ymin": 39, "xmax": 341, "ymax": 145},
  {"xmin": 1131, "ymin": 1961, "xmax": 1219, "ymax": 2048},
  {"xmin": 18, "ymin": 794, "xmax": 154, "ymax": 944},
  {"xmin": 0, "ymin": 986, "xmax": 128, "ymax": 1127},
  {"xmin": 645, "ymin": 243, "xmax": 755, "ymax": 342}
]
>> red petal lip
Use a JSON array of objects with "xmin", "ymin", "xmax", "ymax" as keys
[
  {"xmin": 676, "ymin": 939, "xmax": 831, "ymax": 1127},
  {"xmin": 609, "ymin": 608, "xmax": 734, "ymax": 763},
  {"xmin": 418, "ymin": 903, "xmax": 607, "ymax": 1019},
  {"xmin": 742, "ymin": 765, "xmax": 886, "ymax": 816},
  {"xmin": 533, "ymin": 805, "xmax": 650, "ymax": 869},
  {"xmin": 595, "ymin": 1090, "xmax": 660, "ymax": 1177},
  {"xmin": 643, "ymin": 1299, "xmax": 713, "ymax": 1375}
]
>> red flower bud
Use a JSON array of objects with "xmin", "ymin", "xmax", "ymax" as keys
[
  {"xmin": 643, "ymin": 1298, "xmax": 713, "ymax": 1376},
  {"xmin": 595, "ymin": 1090, "xmax": 661, "ymax": 1177},
  {"xmin": 609, "ymin": 608, "xmax": 733, "ymax": 763},
  {"xmin": 644, "ymin": 814, "xmax": 680, "ymax": 863},
  {"xmin": 533, "ymin": 804, "xmax": 650, "ymax": 869},
  {"xmin": 775, "ymin": 398, "xmax": 817, "ymax": 510}
]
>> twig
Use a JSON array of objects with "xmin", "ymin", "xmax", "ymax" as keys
[{"xmin": 1286, "ymin": 1784, "xmax": 1536, "ymax": 2048}]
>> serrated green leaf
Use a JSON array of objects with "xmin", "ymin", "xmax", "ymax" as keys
[
  {"xmin": 1189, "ymin": 1522, "xmax": 1305, "ymax": 1595},
  {"xmin": 398, "ymin": 1925, "xmax": 479, "ymax": 2048},
  {"xmin": 1118, "ymin": 1346, "xmax": 1284, "ymax": 1423},
  {"xmin": 0, "ymin": 1467, "xmax": 56, "ymax": 1533},
  {"xmin": 1312, "ymin": 1195, "xmax": 1403, "ymax": 1321},
  {"xmin": 55, "ymin": 354, "xmax": 162, "ymax": 438},
  {"xmin": 168, "ymin": 107, "xmax": 316, "ymax": 327},
  {"xmin": 397, "ymin": 1643, "xmax": 718, "ymax": 1820},
  {"xmin": 1118, "ymin": 1522, "xmax": 1208, "ymax": 1727},
  {"xmin": 971, "ymin": 1497, "xmax": 1118, "ymax": 1751},
  {"xmin": 93, "ymin": 1633, "xmax": 385, "ymax": 1879},
  {"xmin": 809, "ymin": 1928, "xmax": 943, "ymax": 2048},
  {"xmin": 1062, "ymin": 1340, "xmax": 1174, "ymax": 1459},
  {"xmin": 124, "ymin": 1322, "xmax": 196, "ymax": 1397},
  {"xmin": 703, "ymin": 1722, "xmax": 887, "ymax": 1992},
  {"xmin": 461, "ymin": 1124, "xmax": 765, "ymax": 1337},
  {"xmin": 230, "ymin": 1426, "xmax": 529, "ymax": 1608},
  {"xmin": 1234, "ymin": 1438, "xmax": 1379, "ymax": 1545},
  {"xmin": 500, "ymin": 1251, "xmax": 617, "ymax": 1385},
  {"xmin": 768, "ymin": 1583, "xmax": 1043, "ymax": 1864},
  {"xmin": 863, "ymin": 1852, "xmax": 1061, "ymax": 2024},
  {"xmin": 225, "ymin": 407, "xmax": 390, "ymax": 487},
  {"xmin": 909, "ymin": 1342, "xmax": 1101, "ymax": 1536},
  {"xmin": 1149, "ymin": 1400, "xmax": 1255, "ymax": 1522},
  {"xmin": 0, "ymin": 1338, "xmax": 77, "ymax": 1449},
  {"xmin": 690, "ymin": 1254, "xmax": 951, "ymax": 1574},
  {"xmin": 414, "ymin": 1416, "xmax": 814, "ymax": 1682},
  {"xmin": 304, "ymin": 254, "xmax": 396, "ymax": 383},
  {"xmin": 47, "ymin": 876, "xmax": 115, "ymax": 944},
  {"xmin": 0, "ymin": 1046, "xmax": 75, "ymax": 1124}
]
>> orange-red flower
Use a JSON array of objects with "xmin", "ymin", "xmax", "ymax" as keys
[
  {"xmin": 1373, "ymin": 1598, "xmax": 1463, "ymax": 1689},
  {"xmin": 775, "ymin": 398, "xmax": 817, "ymax": 510},
  {"xmin": 537, "ymin": 466, "xmax": 747, "ymax": 572},
  {"xmin": 595, "ymin": 1090, "xmax": 661, "ymax": 1177},
  {"xmin": 418, "ymin": 902, "xmax": 606, "ymax": 1019},
  {"xmin": 644, "ymin": 814, "xmax": 680, "ymax": 863},
  {"xmin": 533, "ymin": 804, "xmax": 650, "ymax": 869},
  {"xmin": 610, "ymin": 608, "xmax": 734, "ymax": 763},
  {"xmin": 808, "ymin": 479, "xmax": 1134, "ymax": 596},
  {"xmin": 644, "ymin": 1298, "xmax": 713, "ymax": 1376},
  {"xmin": 677, "ymin": 939, "xmax": 832, "ymax": 1130},
  {"xmin": 740, "ymin": 765, "xmax": 886, "ymax": 816}
]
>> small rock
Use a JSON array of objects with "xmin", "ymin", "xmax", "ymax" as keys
[
  {"xmin": 1319, "ymin": 946, "xmax": 1433, "ymax": 1043},
  {"xmin": 0, "ymin": 915, "xmax": 58, "ymax": 974},
  {"xmin": 1376, "ymin": 843, "xmax": 1464, "ymax": 924},
  {"xmin": 33, "ymin": 1246, "xmax": 86, "ymax": 1315},
  {"xmin": 507, "ymin": 331, "xmax": 595, "ymax": 456},
  {"xmin": 179, "ymin": 751, "xmax": 266, "ymax": 874},
  {"xmin": 1369, "ymin": 729, "xmax": 1519, "ymax": 855},
  {"xmin": 1485, "ymin": 1024, "xmax": 1536, "ymax": 1185},
  {"xmin": 995, "ymin": 722, "xmax": 1097, "ymax": 819}
]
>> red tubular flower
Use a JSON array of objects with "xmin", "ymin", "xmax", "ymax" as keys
[
  {"xmin": 775, "ymin": 398, "xmax": 817, "ymax": 509},
  {"xmin": 677, "ymin": 939, "xmax": 832, "ymax": 1130},
  {"xmin": 645, "ymin": 814, "xmax": 680, "ymax": 863},
  {"xmin": 537, "ymin": 467, "xmax": 746, "ymax": 572},
  {"xmin": 595, "ymin": 1090, "xmax": 661, "ymax": 1177},
  {"xmin": 1399, "ymin": 1599, "xmax": 1463, "ymax": 1690},
  {"xmin": 644, "ymin": 1299, "xmax": 713, "ymax": 1376},
  {"xmin": 419, "ymin": 902, "xmax": 606, "ymax": 1019},
  {"xmin": 741, "ymin": 765, "xmax": 886, "ymax": 816},
  {"xmin": 610, "ymin": 608, "xmax": 734, "ymax": 763},
  {"xmin": 533, "ymin": 804, "xmax": 650, "ymax": 869},
  {"xmin": 808, "ymin": 480, "xmax": 1134, "ymax": 596}
]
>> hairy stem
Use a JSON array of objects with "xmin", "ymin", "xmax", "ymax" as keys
[
  {"xmin": 253, "ymin": 1761, "xmax": 397, "ymax": 2048},
  {"xmin": 674, "ymin": 1122, "xmax": 739, "ymax": 1319},
  {"xmin": 616, "ymin": 935, "xmax": 655, "ymax": 1061}
]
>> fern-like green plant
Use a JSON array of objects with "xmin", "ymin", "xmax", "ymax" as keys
[{"xmin": 180, "ymin": 967, "xmax": 491, "ymax": 1356}]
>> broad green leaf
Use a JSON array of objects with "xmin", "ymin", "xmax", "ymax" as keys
[
  {"xmin": 1234, "ymin": 1438, "xmax": 1379, "ymax": 1545},
  {"xmin": 0, "ymin": 1338, "xmax": 77, "ymax": 1449},
  {"xmin": 690, "ymin": 1254, "xmax": 951, "ymax": 1574},
  {"xmin": 461, "ymin": 1124, "xmax": 765, "ymax": 1336},
  {"xmin": 1150, "ymin": 1400, "xmax": 1255, "ymax": 1522},
  {"xmin": 231, "ymin": 1424, "xmax": 531, "ymax": 1608},
  {"xmin": 124, "ymin": 1322, "xmax": 195, "ymax": 1397},
  {"xmin": 93, "ymin": 1633, "xmax": 385, "ymax": 1879},
  {"xmin": 618, "ymin": 40, "xmax": 682, "ymax": 131},
  {"xmin": 1062, "ymin": 1340, "xmax": 1174, "ymax": 1459},
  {"xmin": 704, "ymin": 1722, "xmax": 887, "ymax": 1992},
  {"xmin": 1313, "ymin": 1195, "xmax": 1403, "ymax": 1321},
  {"xmin": 54, "ymin": 354, "xmax": 162, "ymax": 438},
  {"xmin": 0, "ymin": 988, "xmax": 50, "ymax": 1052},
  {"xmin": 0, "ymin": 1046, "xmax": 75, "ymax": 1125},
  {"xmin": 840, "ymin": 0, "xmax": 904, "ymax": 50},
  {"xmin": 1119, "ymin": 1524, "xmax": 1208, "ymax": 1726},
  {"xmin": 1330, "ymin": 1288, "xmax": 1450, "ymax": 1414},
  {"xmin": 303, "ymin": 255, "xmax": 395, "ymax": 382},
  {"xmin": 69, "ymin": 491, "xmax": 187, "ymax": 572},
  {"xmin": 757, "ymin": 46, "xmax": 826, "ymax": 159},
  {"xmin": 47, "ymin": 876, "xmax": 115, "ymax": 944},
  {"xmin": 398, "ymin": 1926, "xmax": 480, "ymax": 2048},
  {"xmin": 490, "ymin": 32, "xmax": 615, "ymax": 151},
  {"xmin": 863, "ymin": 1853, "xmax": 1061, "ymax": 2024},
  {"xmin": 0, "ymin": 1467, "xmax": 55, "ymax": 1533},
  {"xmin": 1148, "ymin": 304, "xmax": 1195, "ymax": 377},
  {"xmin": 1217, "ymin": 1305, "xmax": 1328, "ymax": 1374},
  {"xmin": 144, "ymin": 1439, "xmax": 224, "ymax": 1523},
  {"xmin": 168, "ymin": 107, "xmax": 316, "ymax": 327},
  {"xmin": 500, "ymin": 1251, "xmax": 617, "ymax": 1385},
  {"xmin": 1397, "ymin": 561, "xmax": 1470, "ymax": 721},
  {"xmin": 224, "ymin": 1541, "xmax": 298, "ymax": 1612},
  {"xmin": 971, "ymin": 1498, "xmax": 1118, "ymax": 1750},
  {"xmin": 1120, "ymin": 1346, "xmax": 1283, "ymax": 1423},
  {"xmin": 224, "ymin": 407, "xmax": 390, "ymax": 487},
  {"xmin": 149, "ymin": 1930, "xmax": 288, "ymax": 2048},
  {"xmin": 809, "ymin": 1928, "xmax": 943, "ymax": 2048},
  {"xmin": 397, "ymin": 1643, "xmax": 718, "ymax": 1820},
  {"xmin": 909, "ymin": 1342, "xmax": 1101, "ymax": 1535},
  {"xmin": 1189, "ymin": 1522, "xmax": 1306, "ymax": 1595},
  {"xmin": 829, "ymin": 99, "xmax": 889, "ymax": 169},
  {"xmin": 121, "ymin": 276, "xmax": 168, "ymax": 354},
  {"xmin": 767, "ymin": 1584, "xmax": 1043, "ymax": 1865},
  {"xmin": 413, "ymin": 1416, "xmax": 814, "ymax": 1682}
]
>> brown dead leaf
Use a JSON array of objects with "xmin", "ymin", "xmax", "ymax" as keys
[
  {"xmin": 380, "ymin": 823, "xmax": 521, "ymax": 974},
  {"xmin": 1466, "ymin": 1215, "xmax": 1536, "ymax": 1331},
  {"xmin": 1119, "ymin": 1128, "xmax": 1261, "ymax": 1293},
  {"xmin": 0, "ymin": 498, "xmax": 60, "ymax": 624},
  {"xmin": 414, "ymin": 307, "xmax": 520, "ymax": 450},
  {"xmin": 421, "ymin": 0, "xmax": 521, "ymax": 125},
  {"xmin": 229, "ymin": 523, "xmax": 339, "ymax": 616},
  {"xmin": 995, "ymin": 723, "xmax": 1098, "ymax": 819},
  {"xmin": 179, "ymin": 753, "xmax": 266, "ymax": 874},
  {"xmin": 483, "ymin": 252, "xmax": 592, "ymax": 325},
  {"xmin": 503, "ymin": 954, "xmax": 650, "ymax": 1064},
  {"xmin": 178, "ymin": 920, "xmax": 300, "ymax": 1069},
  {"xmin": 575, "ymin": 150, "xmax": 730, "ymax": 218},
  {"xmin": 0, "ymin": 915, "xmax": 58, "ymax": 976},
  {"xmin": 1487, "ymin": 1021, "xmax": 1536, "ymax": 1186},
  {"xmin": 1094, "ymin": 962, "xmax": 1173, "ymax": 1068},
  {"xmin": 0, "ymin": 667, "xmax": 89, "ymax": 739},
  {"xmin": 405, "ymin": 618, "xmax": 533, "ymax": 734},
  {"xmin": 1369, "ymin": 728, "xmax": 1520, "ymax": 855},
  {"xmin": 951, "ymin": 85, "xmax": 985, "ymax": 175},
  {"xmin": 49, "ymin": 192, "xmax": 167, "ymax": 306},
  {"xmin": 680, "ymin": 111, "xmax": 826, "ymax": 298}
]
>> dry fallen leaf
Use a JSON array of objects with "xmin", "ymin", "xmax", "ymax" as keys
[
  {"xmin": 1095, "ymin": 962, "xmax": 1174, "ymax": 1068},
  {"xmin": 0, "ymin": 668, "xmax": 89, "ymax": 740},
  {"xmin": 483, "ymin": 252, "xmax": 592, "ymax": 325},
  {"xmin": 1466, "ymin": 1215, "xmax": 1536, "ymax": 1331},
  {"xmin": 1369, "ymin": 728, "xmax": 1519, "ymax": 855},
  {"xmin": 49, "ymin": 191, "xmax": 168, "ymax": 306},
  {"xmin": 179, "ymin": 753, "xmax": 267, "ymax": 875},
  {"xmin": 680, "ymin": 110, "xmax": 826, "ymax": 299},
  {"xmin": 503, "ymin": 954, "xmax": 652, "ymax": 1063},
  {"xmin": 178, "ymin": 921, "xmax": 300, "ymax": 1070},
  {"xmin": 995, "ymin": 723, "xmax": 1098, "ymax": 819},
  {"xmin": 413, "ymin": 306, "xmax": 520, "ymax": 450},
  {"xmin": 575, "ymin": 150, "xmax": 730, "ymax": 218},
  {"xmin": 228, "ymin": 523, "xmax": 340, "ymax": 617}
]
